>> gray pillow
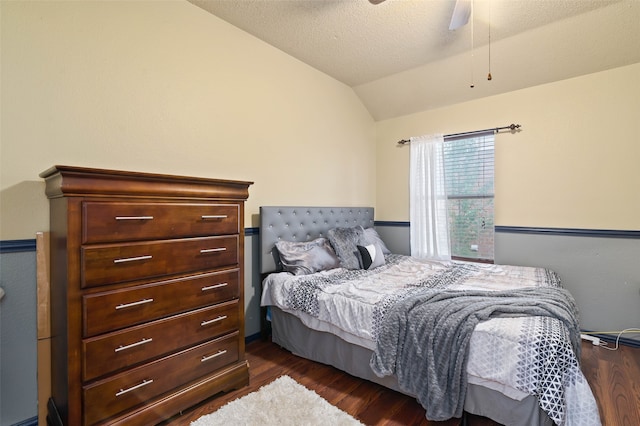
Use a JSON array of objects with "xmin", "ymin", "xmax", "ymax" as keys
[
  {"xmin": 362, "ymin": 227, "xmax": 391, "ymax": 255},
  {"xmin": 275, "ymin": 238, "xmax": 340, "ymax": 275},
  {"xmin": 327, "ymin": 226, "xmax": 364, "ymax": 270},
  {"xmin": 357, "ymin": 243, "xmax": 386, "ymax": 269}
]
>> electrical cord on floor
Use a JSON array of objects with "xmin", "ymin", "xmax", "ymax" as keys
[{"xmin": 581, "ymin": 329, "xmax": 640, "ymax": 351}]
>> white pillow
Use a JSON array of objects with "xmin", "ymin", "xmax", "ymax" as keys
[
  {"xmin": 357, "ymin": 243, "xmax": 385, "ymax": 269},
  {"xmin": 363, "ymin": 228, "xmax": 391, "ymax": 255}
]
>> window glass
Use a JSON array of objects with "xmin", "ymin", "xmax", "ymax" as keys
[{"xmin": 443, "ymin": 133, "xmax": 494, "ymax": 261}]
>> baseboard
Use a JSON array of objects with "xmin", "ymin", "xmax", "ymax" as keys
[
  {"xmin": 11, "ymin": 416, "xmax": 38, "ymax": 426},
  {"xmin": 582, "ymin": 331, "xmax": 640, "ymax": 348},
  {"xmin": 245, "ymin": 332, "xmax": 262, "ymax": 344}
]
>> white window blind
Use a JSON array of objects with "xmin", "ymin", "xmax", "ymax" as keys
[{"xmin": 443, "ymin": 132, "xmax": 495, "ymax": 261}]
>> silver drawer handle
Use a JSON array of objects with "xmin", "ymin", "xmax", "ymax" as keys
[
  {"xmin": 201, "ymin": 215, "xmax": 227, "ymax": 219},
  {"xmin": 114, "ymin": 255, "xmax": 152, "ymax": 264},
  {"xmin": 115, "ymin": 379, "xmax": 154, "ymax": 397},
  {"xmin": 201, "ymin": 350, "xmax": 227, "ymax": 362},
  {"xmin": 115, "ymin": 298, "xmax": 154, "ymax": 310},
  {"xmin": 115, "ymin": 338, "xmax": 153, "ymax": 353},
  {"xmin": 201, "ymin": 282, "xmax": 228, "ymax": 292},
  {"xmin": 200, "ymin": 248, "xmax": 226, "ymax": 254},
  {"xmin": 200, "ymin": 315, "xmax": 227, "ymax": 326},
  {"xmin": 115, "ymin": 216, "xmax": 154, "ymax": 220}
]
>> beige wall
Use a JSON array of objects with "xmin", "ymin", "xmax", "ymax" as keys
[
  {"xmin": 375, "ymin": 62, "xmax": 640, "ymax": 230},
  {"xmin": 0, "ymin": 0, "xmax": 376, "ymax": 240},
  {"xmin": 2, "ymin": 1, "xmax": 639, "ymax": 240}
]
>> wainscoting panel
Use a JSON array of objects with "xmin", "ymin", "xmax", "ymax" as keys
[
  {"xmin": 0, "ymin": 250, "xmax": 38, "ymax": 426},
  {"xmin": 244, "ymin": 229, "xmax": 262, "ymax": 339},
  {"xmin": 0, "ymin": 233, "xmax": 263, "ymax": 426},
  {"xmin": 374, "ymin": 222, "xmax": 410, "ymax": 256},
  {"xmin": 495, "ymin": 229, "xmax": 640, "ymax": 345},
  {"xmin": 374, "ymin": 222, "xmax": 640, "ymax": 346},
  {"xmin": 2, "ymin": 226, "xmax": 637, "ymax": 425}
]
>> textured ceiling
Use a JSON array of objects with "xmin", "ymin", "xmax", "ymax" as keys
[{"xmin": 188, "ymin": 0, "xmax": 640, "ymax": 120}]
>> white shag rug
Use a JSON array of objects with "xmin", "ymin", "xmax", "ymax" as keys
[{"xmin": 190, "ymin": 375, "xmax": 364, "ymax": 426}]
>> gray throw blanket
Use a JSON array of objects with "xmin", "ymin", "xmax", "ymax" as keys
[{"xmin": 370, "ymin": 286, "xmax": 581, "ymax": 421}]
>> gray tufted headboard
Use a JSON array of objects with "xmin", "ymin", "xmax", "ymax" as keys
[{"xmin": 260, "ymin": 206, "xmax": 375, "ymax": 274}]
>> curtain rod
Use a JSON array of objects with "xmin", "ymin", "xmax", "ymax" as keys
[{"xmin": 396, "ymin": 123, "xmax": 521, "ymax": 145}]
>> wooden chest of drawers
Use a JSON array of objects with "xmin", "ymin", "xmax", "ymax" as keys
[{"xmin": 40, "ymin": 166, "xmax": 252, "ymax": 425}]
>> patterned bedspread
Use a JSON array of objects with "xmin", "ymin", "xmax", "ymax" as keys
[{"xmin": 261, "ymin": 255, "xmax": 601, "ymax": 425}]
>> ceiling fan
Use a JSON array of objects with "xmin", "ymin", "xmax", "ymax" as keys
[
  {"xmin": 368, "ymin": 0, "xmax": 488, "ymax": 85},
  {"xmin": 368, "ymin": 0, "xmax": 472, "ymax": 31},
  {"xmin": 448, "ymin": 0, "xmax": 472, "ymax": 30}
]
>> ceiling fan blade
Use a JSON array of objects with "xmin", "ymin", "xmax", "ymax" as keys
[
  {"xmin": 449, "ymin": 0, "xmax": 472, "ymax": 30},
  {"xmin": 369, "ymin": 0, "xmax": 386, "ymax": 4}
]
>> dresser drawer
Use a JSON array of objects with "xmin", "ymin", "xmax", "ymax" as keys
[
  {"xmin": 83, "ymin": 269, "xmax": 239, "ymax": 337},
  {"xmin": 83, "ymin": 300, "xmax": 239, "ymax": 381},
  {"xmin": 81, "ymin": 236, "xmax": 238, "ymax": 288},
  {"xmin": 83, "ymin": 333, "xmax": 239, "ymax": 426},
  {"xmin": 82, "ymin": 202, "xmax": 239, "ymax": 244}
]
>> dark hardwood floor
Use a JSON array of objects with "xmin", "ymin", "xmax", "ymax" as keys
[{"xmin": 164, "ymin": 339, "xmax": 640, "ymax": 425}]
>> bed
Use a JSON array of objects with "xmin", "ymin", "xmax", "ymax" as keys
[{"xmin": 259, "ymin": 206, "xmax": 600, "ymax": 425}]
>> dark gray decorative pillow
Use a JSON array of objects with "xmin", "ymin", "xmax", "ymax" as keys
[
  {"xmin": 327, "ymin": 226, "xmax": 364, "ymax": 270},
  {"xmin": 275, "ymin": 238, "xmax": 340, "ymax": 275},
  {"xmin": 357, "ymin": 243, "xmax": 386, "ymax": 269},
  {"xmin": 362, "ymin": 227, "xmax": 391, "ymax": 255}
]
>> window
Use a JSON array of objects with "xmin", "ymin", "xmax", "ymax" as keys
[{"xmin": 442, "ymin": 133, "xmax": 494, "ymax": 262}]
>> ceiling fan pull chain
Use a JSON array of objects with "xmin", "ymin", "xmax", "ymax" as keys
[
  {"xmin": 488, "ymin": 0, "xmax": 492, "ymax": 81},
  {"xmin": 470, "ymin": 0, "xmax": 475, "ymax": 88}
]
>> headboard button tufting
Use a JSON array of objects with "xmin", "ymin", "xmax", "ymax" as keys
[{"xmin": 260, "ymin": 206, "xmax": 374, "ymax": 274}]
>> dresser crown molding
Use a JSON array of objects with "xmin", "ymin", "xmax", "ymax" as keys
[{"xmin": 40, "ymin": 165, "xmax": 253, "ymax": 200}]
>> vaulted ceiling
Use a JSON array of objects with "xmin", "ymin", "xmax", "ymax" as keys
[{"xmin": 189, "ymin": 0, "xmax": 640, "ymax": 121}]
